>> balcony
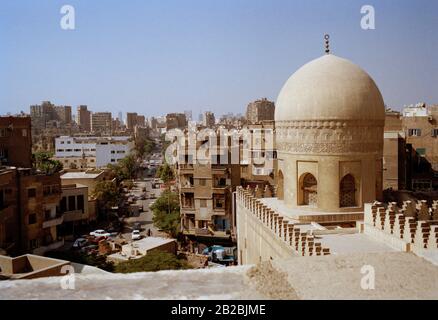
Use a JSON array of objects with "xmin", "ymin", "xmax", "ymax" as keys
[
  {"xmin": 42, "ymin": 215, "xmax": 64, "ymax": 229},
  {"xmin": 211, "ymin": 164, "xmax": 227, "ymax": 173},
  {"xmin": 213, "ymin": 207, "xmax": 226, "ymax": 216},
  {"xmin": 181, "ymin": 206, "xmax": 195, "ymax": 215},
  {"xmin": 63, "ymin": 210, "xmax": 87, "ymax": 222},
  {"xmin": 182, "ymin": 227, "xmax": 230, "ymax": 239},
  {"xmin": 179, "ymin": 164, "xmax": 194, "ymax": 173},
  {"xmin": 180, "ymin": 184, "xmax": 194, "ymax": 193}
]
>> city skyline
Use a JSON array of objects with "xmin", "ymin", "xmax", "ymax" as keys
[{"xmin": 1, "ymin": 0, "xmax": 437, "ymax": 116}]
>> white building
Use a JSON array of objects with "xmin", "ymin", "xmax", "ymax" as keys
[{"xmin": 54, "ymin": 136, "xmax": 134, "ymax": 168}]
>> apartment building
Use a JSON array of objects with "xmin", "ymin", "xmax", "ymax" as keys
[
  {"xmin": 166, "ymin": 113, "xmax": 187, "ymax": 130},
  {"xmin": 77, "ymin": 105, "xmax": 91, "ymax": 132},
  {"xmin": 0, "ymin": 167, "xmax": 63, "ymax": 255},
  {"xmin": 0, "ymin": 117, "xmax": 32, "ymax": 168},
  {"xmin": 239, "ymin": 121, "xmax": 277, "ymax": 189},
  {"xmin": 245, "ymin": 98, "xmax": 275, "ymax": 124},
  {"xmin": 176, "ymin": 129, "xmax": 240, "ymax": 244},
  {"xmin": 91, "ymin": 112, "xmax": 112, "ymax": 133},
  {"xmin": 54, "ymin": 136, "xmax": 134, "ymax": 168},
  {"xmin": 58, "ymin": 183, "xmax": 96, "ymax": 236},
  {"xmin": 382, "ymin": 104, "xmax": 438, "ymax": 191},
  {"xmin": 202, "ymin": 112, "xmax": 216, "ymax": 128},
  {"xmin": 30, "ymin": 101, "xmax": 72, "ymax": 130}
]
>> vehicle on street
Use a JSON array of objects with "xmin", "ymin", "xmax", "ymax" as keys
[
  {"xmin": 72, "ymin": 238, "xmax": 88, "ymax": 249},
  {"xmin": 202, "ymin": 245, "xmax": 236, "ymax": 265},
  {"xmin": 89, "ymin": 229, "xmax": 111, "ymax": 238},
  {"xmin": 80, "ymin": 245, "xmax": 98, "ymax": 254},
  {"xmin": 132, "ymin": 230, "xmax": 142, "ymax": 240}
]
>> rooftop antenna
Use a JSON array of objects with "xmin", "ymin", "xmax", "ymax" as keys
[{"xmin": 324, "ymin": 34, "xmax": 330, "ymax": 54}]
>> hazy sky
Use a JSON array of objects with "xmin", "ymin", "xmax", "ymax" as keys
[{"xmin": 1, "ymin": 0, "xmax": 437, "ymax": 118}]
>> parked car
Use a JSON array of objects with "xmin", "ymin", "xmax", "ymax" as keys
[
  {"xmin": 89, "ymin": 229, "xmax": 111, "ymax": 238},
  {"xmin": 80, "ymin": 245, "xmax": 98, "ymax": 254},
  {"xmin": 72, "ymin": 238, "xmax": 88, "ymax": 249},
  {"xmin": 131, "ymin": 230, "xmax": 142, "ymax": 240}
]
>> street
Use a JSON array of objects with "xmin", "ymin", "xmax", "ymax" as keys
[{"xmin": 122, "ymin": 178, "xmax": 165, "ymax": 241}]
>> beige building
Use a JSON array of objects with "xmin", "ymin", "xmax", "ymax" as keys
[
  {"xmin": 77, "ymin": 105, "xmax": 91, "ymax": 132},
  {"xmin": 240, "ymin": 121, "xmax": 277, "ymax": 189},
  {"xmin": 177, "ymin": 129, "xmax": 241, "ymax": 243},
  {"xmin": 91, "ymin": 112, "xmax": 112, "ymax": 133},
  {"xmin": 246, "ymin": 98, "xmax": 275, "ymax": 124}
]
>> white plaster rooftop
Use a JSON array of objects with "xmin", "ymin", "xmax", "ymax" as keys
[
  {"xmin": 1, "ymin": 252, "xmax": 438, "ymax": 300},
  {"xmin": 61, "ymin": 172, "xmax": 102, "ymax": 179},
  {"xmin": 317, "ymin": 233, "xmax": 397, "ymax": 255}
]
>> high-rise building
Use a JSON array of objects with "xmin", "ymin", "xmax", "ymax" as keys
[
  {"xmin": 91, "ymin": 112, "xmax": 112, "ymax": 133},
  {"xmin": 202, "ymin": 111, "xmax": 215, "ymax": 128},
  {"xmin": 77, "ymin": 105, "xmax": 91, "ymax": 132},
  {"xmin": 245, "ymin": 98, "xmax": 275, "ymax": 124},
  {"xmin": 166, "ymin": 113, "xmax": 187, "ymax": 130},
  {"xmin": 126, "ymin": 112, "xmax": 137, "ymax": 130}
]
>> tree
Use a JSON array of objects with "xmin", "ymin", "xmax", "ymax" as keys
[
  {"xmin": 156, "ymin": 163, "xmax": 174, "ymax": 184},
  {"xmin": 92, "ymin": 181, "xmax": 122, "ymax": 210},
  {"xmin": 114, "ymin": 250, "xmax": 190, "ymax": 273},
  {"xmin": 134, "ymin": 137, "xmax": 155, "ymax": 159},
  {"xmin": 107, "ymin": 154, "xmax": 139, "ymax": 183},
  {"xmin": 151, "ymin": 190, "xmax": 180, "ymax": 238},
  {"xmin": 33, "ymin": 151, "xmax": 63, "ymax": 174}
]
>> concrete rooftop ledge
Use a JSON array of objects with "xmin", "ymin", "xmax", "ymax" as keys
[{"xmin": 1, "ymin": 252, "xmax": 437, "ymax": 300}]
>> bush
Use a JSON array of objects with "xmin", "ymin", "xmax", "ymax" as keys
[
  {"xmin": 46, "ymin": 250, "xmax": 114, "ymax": 272},
  {"xmin": 114, "ymin": 250, "xmax": 191, "ymax": 273}
]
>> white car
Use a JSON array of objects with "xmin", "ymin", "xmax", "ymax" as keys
[
  {"xmin": 132, "ymin": 230, "xmax": 141, "ymax": 240},
  {"xmin": 89, "ymin": 229, "xmax": 111, "ymax": 238}
]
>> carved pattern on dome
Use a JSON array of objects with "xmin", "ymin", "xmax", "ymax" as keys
[{"xmin": 275, "ymin": 120, "xmax": 384, "ymax": 154}]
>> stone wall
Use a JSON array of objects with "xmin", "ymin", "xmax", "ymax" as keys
[
  {"xmin": 364, "ymin": 200, "xmax": 438, "ymax": 255},
  {"xmin": 236, "ymin": 187, "xmax": 330, "ymax": 265}
]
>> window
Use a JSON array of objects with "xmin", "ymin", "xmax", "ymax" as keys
[
  {"xmin": 111, "ymin": 150, "xmax": 115, "ymax": 154},
  {"xmin": 56, "ymin": 149, "xmax": 64, "ymax": 152},
  {"xmin": 214, "ymin": 196, "xmax": 225, "ymax": 209},
  {"xmin": 68, "ymin": 196, "xmax": 76, "ymax": 211},
  {"xmin": 29, "ymin": 239, "xmax": 38, "ymax": 249},
  {"xmin": 0, "ymin": 148, "xmax": 9, "ymax": 160},
  {"xmin": 0, "ymin": 128, "xmax": 6, "ymax": 137},
  {"xmin": 299, "ymin": 173, "xmax": 317, "ymax": 206},
  {"xmin": 60, "ymin": 197, "xmax": 67, "ymax": 212},
  {"xmin": 0, "ymin": 189, "xmax": 4, "ymax": 208},
  {"xmin": 417, "ymin": 148, "xmax": 426, "ymax": 156},
  {"xmin": 77, "ymin": 195, "xmax": 84, "ymax": 213},
  {"xmin": 340, "ymin": 174, "xmax": 357, "ymax": 207},
  {"xmin": 28, "ymin": 213, "xmax": 37, "ymax": 224},
  {"xmin": 22, "ymin": 129, "xmax": 27, "ymax": 137},
  {"xmin": 60, "ymin": 141, "xmax": 65, "ymax": 144},
  {"xmin": 28, "ymin": 188, "xmax": 36, "ymax": 198},
  {"xmin": 408, "ymin": 129, "xmax": 421, "ymax": 137},
  {"xmin": 432, "ymin": 129, "xmax": 438, "ymax": 137},
  {"xmin": 199, "ymin": 179, "xmax": 206, "ymax": 186}
]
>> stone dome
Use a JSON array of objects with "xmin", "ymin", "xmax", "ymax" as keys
[{"xmin": 275, "ymin": 55, "xmax": 385, "ymax": 122}]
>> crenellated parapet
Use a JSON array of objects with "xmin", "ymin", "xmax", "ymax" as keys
[
  {"xmin": 365, "ymin": 200, "xmax": 438, "ymax": 251},
  {"xmin": 237, "ymin": 187, "xmax": 331, "ymax": 256}
]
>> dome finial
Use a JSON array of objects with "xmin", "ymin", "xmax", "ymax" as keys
[{"xmin": 324, "ymin": 34, "xmax": 330, "ymax": 54}]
